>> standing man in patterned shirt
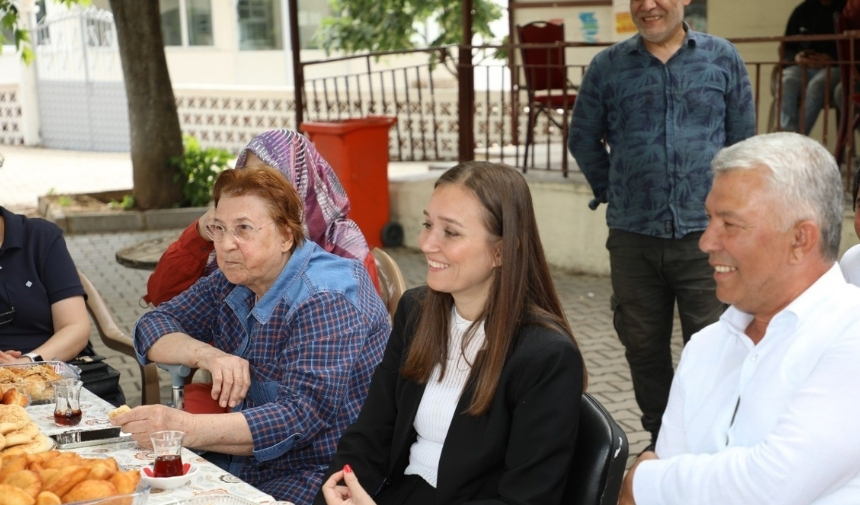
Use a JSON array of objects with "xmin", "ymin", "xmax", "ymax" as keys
[{"xmin": 568, "ymin": 0, "xmax": 755, "ymax": 450}]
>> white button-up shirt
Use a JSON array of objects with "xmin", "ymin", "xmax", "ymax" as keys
[{"xmin": 634, "ymin": 265, "xmax": 860, "ymax": 505}]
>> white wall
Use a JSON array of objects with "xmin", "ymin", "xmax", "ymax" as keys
[{"xmin": 389, "ymin": 175, "xmax": 860, "ymax": 276}]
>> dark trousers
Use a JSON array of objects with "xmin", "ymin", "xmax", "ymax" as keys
[
  {"xmin": 607, "ymin": 229, "xmax": 725, "ymax": 441},
  {"xmin": 376, "ymin": 475, "xmax": 436, "ymax": 505}
]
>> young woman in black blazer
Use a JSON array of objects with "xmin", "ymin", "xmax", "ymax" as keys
[{"xmin": 318, "ymin": 161, "xmax": 587, "ymax": 505}]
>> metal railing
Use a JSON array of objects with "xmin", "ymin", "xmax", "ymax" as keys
[{"xmin": 298, "ymin": 33, "xmax": 860, "ymax": 187}]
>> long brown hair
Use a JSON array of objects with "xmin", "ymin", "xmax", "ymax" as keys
[{"xmin": 402, "ymin": 161, "xmax": 587, "ymax": 415}]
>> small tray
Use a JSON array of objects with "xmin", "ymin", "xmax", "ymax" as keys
[{"xmin": 0, "ymin": 360, "xmax": 80, "ymax": 404}]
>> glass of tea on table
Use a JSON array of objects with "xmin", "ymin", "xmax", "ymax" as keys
[
  {"xmin": 151, "ymin": 430, "xmax": 185, "ymax": 478},
  {"xmin": 53, "ymin": 378, "xmax": 83, "ymax": 426}
]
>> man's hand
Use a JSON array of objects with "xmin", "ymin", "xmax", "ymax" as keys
[
  {"xmin": 796, "ymin": 50, "xmax": 834, "ymax": 69},
  {"xmin": 619, "ymin": 450, "xmax": 659, "ymax": 505},
  {"xmin": 110, "ymin": 404, "xmax": 190, "ymax": 449},
  {"xmin": 322, "ymin": 465, "xmax": 376, "ymax": 505},
  {"xmin": 196, "ymin": 348, "xmax": 251, "ymax": 409}
]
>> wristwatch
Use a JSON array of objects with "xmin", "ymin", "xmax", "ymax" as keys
[{"xmin": 22, "ymin": 353, "xmax": 43, "ymax": 362}]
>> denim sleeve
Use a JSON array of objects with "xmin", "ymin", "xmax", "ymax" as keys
[{"xmin": 569, "ymin": 60, "xmax": 610, "ymax": 202}]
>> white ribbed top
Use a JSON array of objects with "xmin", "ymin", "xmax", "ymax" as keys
[{"xmin": 403, "ymin": 307, "xmax": 486, "ymax": 488}]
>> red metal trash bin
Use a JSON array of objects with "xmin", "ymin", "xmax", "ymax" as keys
[{"xmin": 300, "ymin": 116, "xmax": 402, "ymax": 249}]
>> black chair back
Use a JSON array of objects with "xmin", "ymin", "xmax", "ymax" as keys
[{"xmin": 565, "ymin": 393, "xmax": 629, "ymax": 505}]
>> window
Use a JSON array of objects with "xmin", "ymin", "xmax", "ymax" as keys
[
  {"xmin": 160, "ymin": 0, "xmax": 213, "ymax": 47},
  {"xmin": 297, "ymin": 0, "xmax": 330, "ymax": 49},
  {"xmin": 1, "ymin": 0, "xmax": 46, "ymax": 47},
  {"xmin": 238, "ymin": 0, "xmax": 282, "ymax": 50}
]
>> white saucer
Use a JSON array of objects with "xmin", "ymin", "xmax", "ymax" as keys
[{"xmin": 139, "ymin": 462, "xmax": 198, "ymax": 490}]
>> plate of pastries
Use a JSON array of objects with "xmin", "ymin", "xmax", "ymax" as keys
[
  {"xmin": 0, "ymin": 449, "xmax": 142, "ymax": 505},
  {"xmin": 0, "ymin": 404, "xmax": 53, "ymax": 456}
]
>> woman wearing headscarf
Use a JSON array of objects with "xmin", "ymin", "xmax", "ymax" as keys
[{"xmin": 144, "ymin": 130, "xmax": 379, "ymax": 306}]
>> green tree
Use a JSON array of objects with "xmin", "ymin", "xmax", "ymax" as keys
[
  {"xmin": 315, "ymin": 0, "xmax": 502, "ymax": 69},
  {"xmin": 107, "ymin": 0, "xmax": 184, "ymax": 210},
  {"xmin": 1, "ymin": 0, "xmax": 81, "ymax": 63}
]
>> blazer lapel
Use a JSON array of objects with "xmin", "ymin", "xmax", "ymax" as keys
[
  {"xmin": 389, "ymin": 379, "xmax": 426, "ymax": 478},
  {"xmin": 434, "ymin": 381, "xmax": 479, "ymax": 503}
]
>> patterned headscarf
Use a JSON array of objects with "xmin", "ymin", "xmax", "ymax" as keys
[{"xmin": 235, "ymin": 129, "xmax": 371, "ymax": 263}]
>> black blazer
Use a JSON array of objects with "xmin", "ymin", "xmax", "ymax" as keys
[{"xmin": 314, "ymin": 287, "xmax": 583, "ymax": 505}]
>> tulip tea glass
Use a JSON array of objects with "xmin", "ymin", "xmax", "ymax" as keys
[
  {"xmin": 151, "ymin": 430, "xmax": 185, "ymax": 478},
  {"xmin": 53, "ymin": 379, "xmax": 83, "ymax": 426}
]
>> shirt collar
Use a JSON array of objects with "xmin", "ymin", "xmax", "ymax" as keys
[
  {"xmin": 250, "ymin": 240, "xmax": 314, "ymax": 324},
  {"xmin": 719, "ymin": 264, "xmax": 843, "ymax": 345},
  {"xmin": 0, "ymin": 206, "xmax": 24, "ymax": 253},
  {"xmin": 631, "ymin": 21, "xmax": 696, "ymax": 54}
]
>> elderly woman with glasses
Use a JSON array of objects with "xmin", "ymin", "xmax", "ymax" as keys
[
  {"xmin": 112, "ymin": 166, "xmax": 390, "ymax": 505},
  {"xmin": 0, "ymin": 205, "xmax": 91, "ymax": 364},
  {"xmin": 143, "ymin": 129, "xmax": 380, "ymax": 307}
]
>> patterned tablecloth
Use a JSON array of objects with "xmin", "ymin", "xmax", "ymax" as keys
[{"xmin": 26, "ymin": 389, "xmax": 294, "ymax": 505}]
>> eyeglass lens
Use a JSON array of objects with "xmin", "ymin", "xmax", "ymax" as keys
[{"xmin": 206, "ymin": 223, "xmax": 266, "ymax": 242}]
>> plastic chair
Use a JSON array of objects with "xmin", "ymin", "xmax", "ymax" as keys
[
  {"xmin": 565, "ymin": 393, "xmax": 629, "ymax": 505},
  {"xmin": 78, "ymin": 269, "xmax": 161, "ymax": 406},
  {"xmin": 371, "ymin": 247, "xmax": 407, "ymax": 319},
  {"xmin": 157, "ymin": 363, "xmax": 191, "ymax": 410},
  {"xmin": 517, "ymin": 21, "xmax": 577, "ymax": 173}
]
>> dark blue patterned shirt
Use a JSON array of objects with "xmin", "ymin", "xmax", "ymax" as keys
[
  {"xmin": 568, "ymin": 26, "xmax": 755, "ymax": 238},
  {"xmin": 134, "ymin": 240, "xmax": 390, "ymax": 504}
]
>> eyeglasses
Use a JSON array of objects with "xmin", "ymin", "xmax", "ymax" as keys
[
  {"xmin": 205, "ymin": 222, "xmax": 274, "ymax": 243},
  {"xmin": 0, "ymin": 268, "xmax": 15, "ymax": 326}
]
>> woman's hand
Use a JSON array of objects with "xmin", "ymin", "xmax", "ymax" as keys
[
  {"xmin": 110, "ymin": 404, "xmax": 189, "ymax": 449},
  {"xmin": 0, "ymin": 350, "xmax": 28, "ymax": 364},
  {"xmin": 196, "ymin": 347, "xmax": 251, "ymax": 409},
  {"xmin": 196, "ymin": 207, "xmax": 217, "ymax": 240},
  {"xmin": 322, "ymin": 465, "xmax": 376, "ymax": 505}
]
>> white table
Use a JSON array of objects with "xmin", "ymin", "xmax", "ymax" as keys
[{"xmin": 27, "ymin": 389, "xmax": 292, "ymax": 505}]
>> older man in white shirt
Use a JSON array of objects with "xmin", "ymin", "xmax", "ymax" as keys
[{"xmin": 620, "ymin": 132, "xmax": 860, "ymax": 505}]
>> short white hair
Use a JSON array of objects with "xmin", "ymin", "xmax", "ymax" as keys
[{"xmin": 711, "ymin": 132, "xmax": 842, "ymax": 261}]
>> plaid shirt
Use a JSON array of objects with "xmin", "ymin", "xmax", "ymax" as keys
[{"xmin": 134, "ymin": 241, "xmax": 390, "ymax": 504}]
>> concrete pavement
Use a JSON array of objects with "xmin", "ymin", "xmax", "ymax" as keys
[{"xmin": 1, "ymin": 144, "xmax": 686, "ymax": 465}]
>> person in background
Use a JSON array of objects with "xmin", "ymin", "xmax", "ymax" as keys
[
  {"xmin": 0, "ymin": 205, "xmax": 91, "ymax": 364},
  {"xmin": 144, "ymin": 129, "xmax": 379, "ymax": 306},
  {"xmin": 316, "ymin": 161, "xmax": 585, "ymax": 505},
  {"xmin": 114, "ymin": 165, "xmax": 390, "ymax": 504},
  {"xmin": 780, "ymin": 0, "xmax": 845, "ymax": 134},
  {"xmin": 568, "ymin": 0, "xmax": 755, "ymax": 451},
  {"xmin": 620, "ymin": 132, "xmax": 860, "ymax": 505},
  {"xmin": 838, "ymin": 168, "xmax": 860, "ymax": 285}
]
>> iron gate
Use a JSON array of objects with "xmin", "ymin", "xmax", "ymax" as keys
[{"xmin": 34, "ymin": 6, "xmax": 129, "ymax": 152}]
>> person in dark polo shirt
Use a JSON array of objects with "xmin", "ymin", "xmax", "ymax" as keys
[{"xmin": 0, "ymin": 206, "xmax": 91, "ymax": 364}]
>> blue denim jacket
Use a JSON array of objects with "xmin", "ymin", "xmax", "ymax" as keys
[{"xmin": 134, "ymin": 240, "xmax": 390, "ymax": 504}]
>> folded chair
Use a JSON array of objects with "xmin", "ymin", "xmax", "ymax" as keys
[
  {"xmin": 517, "ymin": 21, "xmax": 577, "ymax": 174},
  {"xmin": 78, "ymin": 269, "xmax": 161, "ymax": 405}
]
